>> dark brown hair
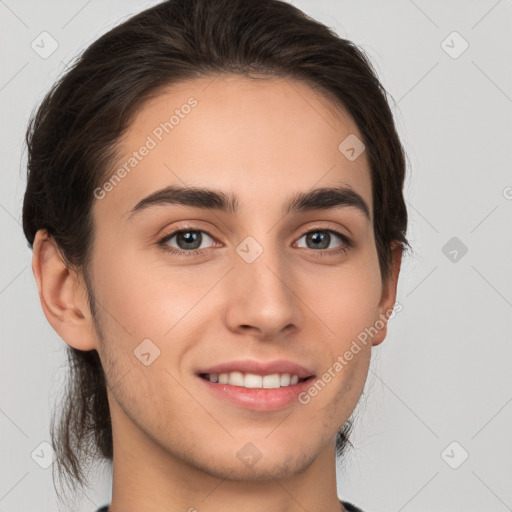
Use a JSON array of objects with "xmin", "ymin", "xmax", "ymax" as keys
[{"xmin": 22, "ymin": 0, "xmax": 410, "ymax": 503}]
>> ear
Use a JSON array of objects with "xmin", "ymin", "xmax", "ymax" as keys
[
  {"xmin": 371, "ymin": 242, "xmax": 403, "ymax": 347},
  {"xmin": 32, "ymin": 229, "xmax": 97, "ymax": 351}
]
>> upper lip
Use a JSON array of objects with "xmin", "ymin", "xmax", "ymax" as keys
[{"xmin": 196, "ymin": 359, "xmax": 315, "ymax": 379}]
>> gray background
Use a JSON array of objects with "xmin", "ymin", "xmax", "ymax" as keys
[{"xmin": 1, "ymin": 1, "xmax": 511, "ymax": 511}]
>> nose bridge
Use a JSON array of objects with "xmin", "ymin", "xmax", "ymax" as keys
[{"xmin": 225, "ymin": 232, "xmax": 301, "ymax": 336}]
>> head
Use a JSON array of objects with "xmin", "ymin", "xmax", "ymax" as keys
[{"xmin": 23, "ymin": 0, "xmax": 409, "ymax": 503}]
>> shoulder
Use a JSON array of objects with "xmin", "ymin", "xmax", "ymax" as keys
[
  {"xmin": 96, "ymin": 502, "xmax": 362, "ymax": 512},
  {"xmin": 340, "ymin": 499, "xmax": 365, "ymax": 512}
]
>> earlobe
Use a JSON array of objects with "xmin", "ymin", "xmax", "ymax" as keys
[
  {"xmin": 372, "ymin": 242, "xmax": 403, "ymax": 347},
  {"xmin": 32, "ymin": 230, "xmax": 97, "ymax": 351}
]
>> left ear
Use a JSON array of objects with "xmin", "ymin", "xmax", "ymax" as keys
[{"xmin": 372, "ymin": 242, "xmax": 403, "ymax": 347}]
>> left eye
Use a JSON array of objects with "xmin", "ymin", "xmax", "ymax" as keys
[{"xmin": 295, "ymin": 229, "xmax": 349, "ymax": 251}]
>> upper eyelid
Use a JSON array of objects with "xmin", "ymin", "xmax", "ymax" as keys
[{"xmin": 159, "ymin": 224, "xmax": 351, "ymax": 247}]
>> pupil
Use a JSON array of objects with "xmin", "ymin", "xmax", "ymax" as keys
[
  {"xmin": 175, "ymin": 230, "xmax": 330, "ymax": 251},
  {"xmin": 178, "ymin": 231, "xmax": 201, "ymax": 250},
  {"xmin": 308, "ymin": 231, "xmax": 329, "ymax": 249}
]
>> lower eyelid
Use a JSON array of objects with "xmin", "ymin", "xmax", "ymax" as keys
[
  {"xmin": 296, "ymin": 229, "xmax": 351, "ymax": 247},
  {"xmin": 159, "ymin": 229, "xmax": 216, "ymax": 250},
  {"xmin": 158, "ymin": 227, "xmax": 351, "ymax": 253}
]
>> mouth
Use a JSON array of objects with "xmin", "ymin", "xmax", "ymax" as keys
[
  {"xmin": 195, "ymin": 371, "xmax": 316, "ymax": 412},
  {"xmin": 198, "ymin": 372, "xmax": 312, "ymax": 389},
  {"xmin": 194, "ymin": 359, "xmax": 317, "ymax": 411}
]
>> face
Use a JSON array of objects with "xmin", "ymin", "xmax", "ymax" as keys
[{"xmin": 83, "ymin": 74, "xmax": 399, "ymax": 480}]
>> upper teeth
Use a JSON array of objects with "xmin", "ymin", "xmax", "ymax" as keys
[{"xmin": 206, "ymin": 372, "xmax": 301, "ymax": 388}]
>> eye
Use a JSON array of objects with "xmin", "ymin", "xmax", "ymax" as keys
[
  {"xmin": 157, "ymin": 226, "xmax": 353, "ymax": 258},
  {"xmin": 158, "ymin": 228, "xmax": 216, "ymax": 256},
  {"xmin": 295, "ymin": 228, "xmax": 352, "ymax": 255}
]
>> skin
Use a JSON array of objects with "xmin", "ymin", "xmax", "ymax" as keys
[{"xmin": 32, "ymin": 74, "xmax": 402, "ymax": 512}]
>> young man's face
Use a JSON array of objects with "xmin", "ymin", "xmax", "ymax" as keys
[{"xmin": 74, "ymin": 75, "xmax": 399, "ymax": 481}]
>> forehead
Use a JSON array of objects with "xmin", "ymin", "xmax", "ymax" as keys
[{"xmin": 94, "ymin": 74, "xmax": 372, "ymax": 220}]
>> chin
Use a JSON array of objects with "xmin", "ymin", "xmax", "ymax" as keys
[{"xmin": 187, "ymin": 442, "xmax": 319, "ymax": 482}]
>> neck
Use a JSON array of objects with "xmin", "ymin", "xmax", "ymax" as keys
[{"xmin": 107, "ymin": 403, "xmax": 344, "ymax": 512}]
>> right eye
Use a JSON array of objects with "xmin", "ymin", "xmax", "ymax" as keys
[{"xmin": 158, "ymin": 228, "xmax": 218, "ymax": 256}]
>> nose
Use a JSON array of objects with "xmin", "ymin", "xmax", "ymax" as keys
[{"xmin": 224, "ymin": 244, "xmax": 303, "ymax": 340}]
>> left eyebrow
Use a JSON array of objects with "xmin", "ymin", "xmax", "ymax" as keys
[{"xmin": 127, "ymin": 184, "xmax": 371, "ymax": 220}]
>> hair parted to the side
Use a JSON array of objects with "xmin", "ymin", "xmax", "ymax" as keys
[{"xmin": 22, "ymin": 0, "xmax": 410, "ymax": 504}]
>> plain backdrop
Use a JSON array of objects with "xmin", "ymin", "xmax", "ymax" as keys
[{"xmin": 1, "ymin": 1, "xmax": 511, "ymax": 511}]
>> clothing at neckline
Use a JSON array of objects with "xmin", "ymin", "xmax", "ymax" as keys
[{"xmin": 95, "ymin": 499, "xmax": 364, "ymax": 512}]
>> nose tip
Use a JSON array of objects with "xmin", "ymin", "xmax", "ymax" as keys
[{"xmin": 225, "ymin": 255, "xmax": 302, "ymax": 339}]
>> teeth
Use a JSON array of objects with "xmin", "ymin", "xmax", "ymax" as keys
[
  {"xmin": 280, "ymin": 373, "xmax": 291, "ymax": 387},
  {"xmin": 262, "ymin": 374, "xmax": 280, "ymax": 388},
  {"xmin": 204, "ymin": 371, "xmax": 304, "ymax": 388},
  {"xmin": 229, "ymin": 371, "xmax": 245, "ymax": 387}
]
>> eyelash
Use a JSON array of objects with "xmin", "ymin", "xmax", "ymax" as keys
[{"xmin": 156, "ymin": 225, "xmax": 353, "ymax": 258}]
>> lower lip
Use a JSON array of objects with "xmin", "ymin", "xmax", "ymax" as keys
[{"xmin": 196, "ymin": 375, "xmax": 315, "ymax": 411}]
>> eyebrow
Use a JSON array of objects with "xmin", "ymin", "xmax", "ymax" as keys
[{"xmin": 128, "ymin": 184, "xmax": 371, "ymax": 220}]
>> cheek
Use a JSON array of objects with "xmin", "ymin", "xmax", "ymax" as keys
[
  {"xmin": 90, "ymin": 242, "xmax": 206, "ymax": 340},
  {"xmin": 89, "ymin": 235, "xmax": 381, "ymax": 456},
  {"xmin": 298, "ymin": 249, "xmax": 381, "ymax": 400},
  {"xmin": 92, "ymin": 239, "xmax": 383, "ymax": 342},
  {"xmin": 303, "ymin": 258, "xmax": 383, "ymax": 341}
]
